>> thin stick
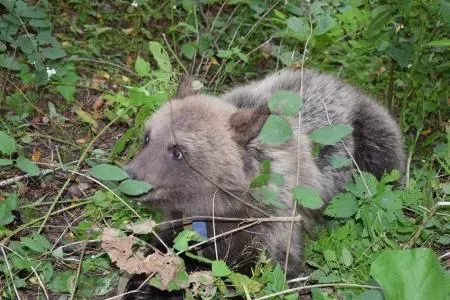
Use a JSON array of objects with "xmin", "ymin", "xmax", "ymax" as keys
[
  {"xmin": 254, "ymin": 283, "xmax": 381, "ymax": 300},
  {"xmin": 30, "ymin": 265, "xmax": 50, "ymax": 300},
  {"xmin": 212, "ymin": 189, "xmax": 219, "ymax": 260},
  {"xmin": 104, "ymin": 272, "xmax": 156, "ymax": 300},
  {"xmin": 0, "ymin": 246, "xmax": 21, "ymax": 300},
  {"xmin": 162, "ymin": 33, "xmax": 188, "ymax": 75},
  {"xmin": 69, "ymin": 241, "xmax": 87, "ymax": 300},
  {"xmin": 284, "ymin": 18, "xmax": 313, "ymax": 280},
  {"xmin": 0, "ymin": 169, "xmax": 54, "ymax": 188}
]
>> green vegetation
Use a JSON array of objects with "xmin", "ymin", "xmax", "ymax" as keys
[{"xmin": 0, "ymin": 0, "xmax": 449, "ymax": 299}]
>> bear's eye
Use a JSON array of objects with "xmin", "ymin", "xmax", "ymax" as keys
[
  {"xmin": 144, "ymin": 135, "xmax": 150, "ymax": 145},
  {"xmin": 170, "ymin": 146, "xmax": 183, "ymax": 160}
]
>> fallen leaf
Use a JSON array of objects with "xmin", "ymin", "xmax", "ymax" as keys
[
  {"xmin": 42, "ymin": 116, "xmax": 50, "ymax": 124},
  {"xmin": 31, "ymin": 149, "xmax": 41, "ymax": 162},
  {"xmin": 76, "ymin": 138, "xmax": 86, "ymax": 145},
  {"xmin": 75, "ymin": 108, "xmax": 98, "ymax": 131},
  {"xmin": 125, "ymin": 219, "xmax": 156, "ymax": 234},
  {"xmin": 92, "ymin": 95, "xmax": 104, "ymax": 111},
  {"xmin": 189, "ymin": 271, "xmax": 214, "ymax": 297},
  {"xmin": 101, "ymin": 228, "xmax": 186, "ymax": 290}
]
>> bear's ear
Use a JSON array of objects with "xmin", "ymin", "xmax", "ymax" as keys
[
  {"xmin": 175, "ymin": 75, "xmax": 198, "ymax": 99},
  {"xmin": 229, "ymin": 105, "xmax": 270, "ymax": 146}
]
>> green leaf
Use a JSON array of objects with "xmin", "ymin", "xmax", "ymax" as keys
[
  {"xmin": 21, "ymin": 232, "xmax": 51, "ymax": 253},
  {"xmin": 370, "ymin": 248, "xmax": 450, "ymax": 300},
  {"xmin": 386, "ymin": 45, "xmax": 413, "ymax": 68},
  {"xmin": 15, "ymin": 2, "xmax": 47, "ymax": 18},
  {"xmin": 286, "ymin": 16, "xmax": 309, "ymax": 34},
  {"xmin": 135, "ymin": 56, "xmax": 150, "ymax": 77},
  {"xmin": 228, "ymin": 272, "xmax": 262, "ymax": 294},
  {"xmin": 118, "ymin": 179, "xmax": 152, "ymax": 196},
  {"xmin": 17, "ymin": 35, "xmax": 35, "ymax": 54},
  {"xmin": 266, "ymin": 264, "xmax": 287, "ymax": 293},
  {"xmin": 38, "ymin": 262, "xmax": 54, "ymax": 283},
  {"xmin": 212, "ymin": 260, "xmax": 232, "ymax": 277},
  {"xmin": 258, "ymin": 115, "xmax": 293, "ymax": 144},
  {"xmin": 324, "ymin": 193, "xmax": 358, "ymax": 218},
  {"xmin": 16, "ymin": 156, "xmax": 40, "ymax": 176},
  {"xmin": 330, "ymin": 154, "xmax": 351, "ymax": 169},
  {"xmin": 341, "ymin": 247, "xmax": 353, "ymax": 267},
  {"xmin": 346, "ymin": 172, "xmax": 378, "ymax": 199},
  {"xmin": 56, "ymin": 85, "xmax": 76, "ymax": 102},
  {"xmin": 149, "ymin": 41, "xmax": 171, "ymax": 73},
  {"xmin": 29, "ymin": 19, "xmax": 52, "ymax": 28},
  {"xmin": 292, "ymin": 186, "xmax": 323, "ymax": 209},
  {"xmin": 251, "ymin": 187, "xmax": 285, "ymax": 208},
  {"xmin": 427, "ymin": 39, "xmax": 450, "ymax": 47},
  {"xmin": 309, "ymin": 124, "xmax": 353, "ymax": 145},
  {"xmin": 315, "ymin": 14, "xmax": 335, "ymax": 35},
  {"xmin": 48, "ymin": 271, "xmax": 76, "ymax": 293},
  {"xmin": 181, "ymin": 43, "xmax": 196, "ymax": 59},
  {"xmin": 0, "ymin": 193, "xmax": 18, "ymax": 226},
  {"xmin": 0, "ymin": 131, "xmax": 16, "ymax": 155},
  {"xmin": 250, "ymin": 173, "xmax": 270, "ymax": 188},
  {"xmin": 0, "ymin": 159, "xmax": 13, "ymax": 166},
  {"xmin": 0, "ymin": 55, "xmax": 25, "ymax": 71},
  {"xmin": 173, "ymin": 230, "xmax": 204, "ymax": 252},
  {"xmin": 268, "ymin": 90, "xmax": 303, "ymax": 116},
  {"xmin": 41, "ymin": 47, "xmax": 66, "ymax": 59},
  {"xmin": 89, "ymin": 163, "xmax": 129, "ymax": 181}
]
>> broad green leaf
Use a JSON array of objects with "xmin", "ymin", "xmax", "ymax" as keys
[
  {"xmin": 212, "ymin": 260, "xmax": 232, "ymax": 277},
  {"xmin": 286, "ymin": 16, "xmax": 309, "ymax": 34},
  {"xmin": 346, "ymin": 172, "xmax": 378, "ymax": 199},
  {"xmin": 38, "ymin": 262, "xmax": 54, "ymax": 283},
  {"xmin": 41, "ymin": 47, "xmax": 66, "ymax": 59},
  {"xmin": 0, "ymin": 193, "xmax": 18, "ymax": 226},
  {"xmin": 314, "ymin": 14, "xmax": 335, "ymax": 35},
  {"xmin": 427, "ymin": 39, "xmax": 450, "ymax": 47},
  {"xmin": 135, "ymin": 56, "xmax": 150, "ymax": 77},
  {"xmin": 341, "ymin": 247, "xmax": 353, "ymax": 267},
  {"xmin": 17, "ymin": 35, "xmax": 35, "ymax": 54},
  {"xmin": 29, "ymin": 19, "xmax": 52, "ymax": 28},
  {"xmin": 173, "ymin": 230, "xmax": 204, "ymax": 252},
  {"xmin": 266, "ymin": 264, "xmax": 287, "ymax": 293},
  {"xmin": 268, "ymin": 90, "xmax": 303, "ymax": 116},
  {"xmin": 324, "ymin": 193, "xmax": 358, "ymax": 218},
  {"xmin": 21, "ymin": 232, "xmax": 51, "ymax": 253},
  {"xmin": 386, "ymin": 45, "xmax": 413, "ymax": 68},
  {"xmin": 309, "ymin": 124, "xmax": 353, "ymax": 145},
  {"xmin": 250, "ymin": 173, "xmax": 270, "ymax": 188},
  {"xmin": 270, "ymin": 172, "xmax": 284, "ymax": 186},
  {"xmin": 0, "ymin": 131, "xmax": 16, "ymax": 155},
  {"xmin": 251, "ymin": 187, "xmax": 285, "ymax": 208},
  {"xmin": 0, "ymin": 55, "xmax": 25, "ymax": 71},
  {"xmin": 16, "ymin": 156, "xmax": 40, "ymax": 176},
  {"xmin": 149, "ymin": 41, "xmax": 171, "ymax": 73},
  {"xmin": 75, "ymin": 108, "xmax": 98, "ymax": 130},
  {"xmin": 370, "ymin": 248, "xmax": 450, "ymax": 300},
  {"xmin": 56, "ymin": 85, "xmax": 76, "ymax": 102},
  {"xmin": 293, "ymin": 186, "xmax": 323, "ymax": 209},
  {"xmin": 181, "ymin": 43, "xmax": 196, "ymax": 59},
  {"xmin": 354, "ymin": 289, "xmax": 384, "ymax": 300},
  {"xmin": 15, "ymin": 2, "xmax": 47, "ymax": 18},
  {"xmin": 0, "ymin": 158, "xmax": 12, "ymax": 166},
  {"xmin": 89, "ymin": 164, "xmax": 129, "ymax": 181},
  {"xmin": 48, "ymin": 271, "xmax": 76, "ymax": 293},
  {"xmin": 258, "ymin": 115, "xmax": 293, "ymax": 144},
  {"xmin": 118, "ymin": 179, "xmax": 152, "ymax": 196},
  {"xmin": 330, "ymin": 154, "xmax": 351, "ymax": 169},
  {"xmin": 228, "ymin": 272, "xmax": 262, "ymax": 294}
]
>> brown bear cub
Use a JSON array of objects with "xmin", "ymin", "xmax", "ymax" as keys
[{"xmin": 123, "ymin": 68, "xmax": 405, "ymax": 299}]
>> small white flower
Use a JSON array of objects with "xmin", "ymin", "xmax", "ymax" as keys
[
  {"xmin": 30, "ymin": 61, "xmax": 36, "ymax": 65},
  {"xmin": 131, "ymin": 1, "xmax": 138, "ymax": 7},
  {"xmin": 46, "ymin": 67, "xmax": 56, "ymax": 78}
]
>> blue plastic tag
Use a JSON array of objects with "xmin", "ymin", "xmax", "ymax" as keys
[{"xmin": 192, "ymin": 221, "xmax": 208, "ymax": 238}]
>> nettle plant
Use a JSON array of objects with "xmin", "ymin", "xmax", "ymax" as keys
[{"xmin": 0, "ymin": 0, "xmax": 79, "ymax": 101}]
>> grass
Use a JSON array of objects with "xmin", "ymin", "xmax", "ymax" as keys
[{"xmin": 0, "ymin": 0, "xmax": 449, "ymax": 299}]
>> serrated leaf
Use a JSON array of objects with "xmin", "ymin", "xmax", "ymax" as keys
[
  {"xmin": 0, "ymin": 131, "xmax": 16, "ymax": 155},
  {"xmin": 330, "ymin": 154, "xmax": 351, "ymax": 169},
  {"xmin": 346, "ymin": 172, "xmax": 378, "ymax": 199},
  {"xmin": 16, "ymin": 156, "xmax": 40, "ymax": 176},
  {"xmin": 251, "ymin": 187, "xmax": 285, "ymax": 208},
  {"xmin": 258, "ymin": 115, "xmax": 293, "ymax": 144},
  {"xmin": 268, "ymin": 90, "xmax": 303, "ymax": 116},
  {"xmin": 173, "ymin": 230, "xmax": 204, "ymax": 252},
  {"xmin": 149, "ymin": 41, "xmax": 171, "ymax": 73},
  {"xmin": 212, "ymin": 260, "xmax": 232, "ymax": 277},
  {"xmin": 370, "ymin": 248, "xmax": 450, "ymax": 300},
  {"xmin": 309, "ymin": 124, "xmax": 353, "ymax": 145},
  {"xmin": 89, "ymin": 164, "xmax": 129, "ymax": 181},
  {"xmin": 293, "ymin": 186, "xmax": 323, "ymax": 209},
  {"xmin": 21, "ymin": 232, "xmax": 51, "ymax": 253},
  {"xmin": 135, "ymin": 56, "xmax": 150, "ymax": 77},
  {"xmin": 324, "ymin": 193, "xmax": 358, "ymax": 218},
  {"xmin": 0, "ymin": 193, "xmax": 18, "ymax": 226},
  {"xmin": 41, "ymin": 47, "xmax": 66, "ymax": 59},
  {"xmin": 118, "ymin": 179, "xmax": 152, "ymax": 196},
  {"xmin": 48, "ymin": 271, "xmax": 76, "ymax": 293},
  {"xmin": 314, "ymin": 14, "xmax": 335, "ymax": 35}
]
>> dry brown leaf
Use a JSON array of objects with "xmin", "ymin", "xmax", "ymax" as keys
[
  {"xmin": 92, "ymin": 95, "xmax": 104, "ymax": 111},
  {"xmin": 125, "ymin": 219, "xmax": 156, "ymax": 234},
  {"xmin": 76, "ymin": 138, "xmax": 87, "ymax": 145},
  {"xmin": 189, "ymin": 271, "xmax": 214, "ymax": 297},
  {"xmin": 31, "ymin": 149, "xmax": 41, "ymax": 162},
  {"xmin": 101, "ymin": 228, "xmax": 185, "ymax": 290}
]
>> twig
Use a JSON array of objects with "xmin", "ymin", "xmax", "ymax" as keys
[
  {"xmin": 404, "ymin": 201, "xmax": 448, "ymax": 249},
  {"xmin": 0, "ymin": 246, "xmax": 21, "ymax": 300},
  {"xmin": 69, "ymin": 241, "xmax": 87, "ymax": 300},
  {"xmin": 162, "ymin": 33, "xmax": 188, "ymax": 75},
  {"xmin": 30, "ymin": 265, "xmax": 50, "ymax": 300},
  {"xmin": 104, "ymin": 272, "xmax": 156, "ymax": 300},
  {"xmin": 254, "ymin": 283, "xmax": 381, "ymax": 300},
  {"xmin": 67, "ymin": 57, "xmax": 137, "ymax": 77},
  {"xmin": 284, "ymin": 17, "xmax": 313, "ymax": 281},
  {"xmin": 0, "ymin": 169, "xmax": 54, "ymax": 188},
  {"xmin": 212, "ymin": 189, "xmax": 219, "ymax": 260}
]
